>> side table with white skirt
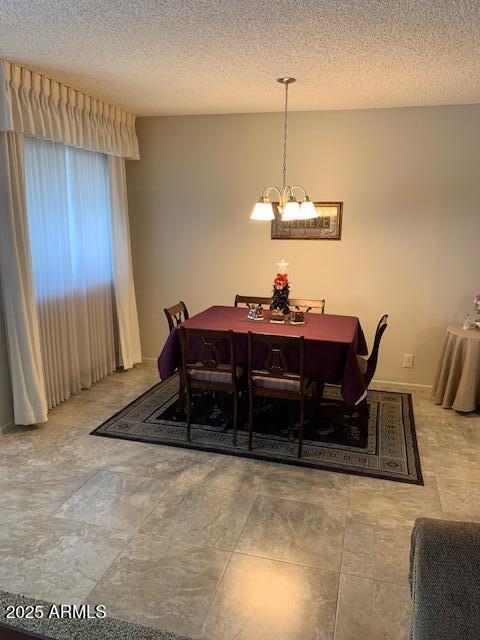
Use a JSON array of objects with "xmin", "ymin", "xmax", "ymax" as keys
[{"xmin": 432, "ymin": 325, "xmax": 480, "ymax": 412}]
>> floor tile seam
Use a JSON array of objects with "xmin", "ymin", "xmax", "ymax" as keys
[
  {"xmin": 343, "ymin": 509, "xmax": 423, "ymax": 530},
  {"xmin": 192, "ymin": 547, "xmax": 237, "ymax": 636},
  {"xmin": 122, "ymin": 486, "xmax": 176, "ymax": 534},
  {"xmin": 46, "ymin": 470, "xmax": 103, "ymax": 515},
  {"xmin": 427, "ymin": 468, "xmax": 446, "ymax": 519},
  {"xmin": 120, "ymin": 531, "xmax": 238, "ymax": 555},
  {"xmin": 99, "ymin": 464, "xmax": 188, "ymax": 479},
  {"xmin": 332, "ymin": 571, "xmax": 343, "ymax": 639},
  {"xmin": 338, "ymin": 571, "xmax": 411, "ymax": 591},
  {"xmin": 93, "ymin": 465, "xmax": 184, "ymax": 486},
  {"xmin": 231, "ymin": 548, "xmax": 342, "ymax": 574},
  {"xmin": 0, "ymin": 503, "xmax": 69, "ymax": 522},
  {"xmin": 50, "ymin": 512, "xmax": 137, "ymax": 536},
  {"xmin": 55, "ymin": 468, "xmax": 180, "ymax": 533},
  {"xmin": 333, "ymin": 494, "xmax": 349, "ymax": 637},
  {"xmin": 255, "ymin": 488, "xmax": 349, "ymax": 509},
  {"xmin": 344, "ymin": 488, "xmax": 427, "ymax": 526},
  {"xmin": 436, "ymin": 473, "xmax": 480, "ymax": 487},
  {"xmin": 136, "ymin": 527, "xmax": 236, "ymax": 553},
  {"xmin": 0, "ymin": 528, "xmax": 133, "ymax": 606},
  {"xmin": 339, "ymin": 568, "xmax": 410, "ymax": 589},
  {"xmin": 138, "ymin": 489, "xmax": 198, "ymax": 536},
  {"xmin": 79, "ymin": 529, "xmax": 138, "ymax": 607},
  {"xmin": 193, "ymin": 494, "xmax": 260, "ymax": 635}
]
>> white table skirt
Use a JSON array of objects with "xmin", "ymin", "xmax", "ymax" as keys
[{"xmin": 432, "ymin": 325, "xmax": 480, "ymax": 412}]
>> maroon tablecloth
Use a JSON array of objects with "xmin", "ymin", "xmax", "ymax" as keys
[
  {"xmin": 158, "ymin": 307, "xmax": 368, "ymax": 405},
  {"xmin": 158, "ymin": 306, "xmax": 368, "ymax": 407}
]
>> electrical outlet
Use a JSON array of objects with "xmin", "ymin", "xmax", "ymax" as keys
[{"xmin": 403, "ymin": 353, "xmax": 414, "ymax": 368}]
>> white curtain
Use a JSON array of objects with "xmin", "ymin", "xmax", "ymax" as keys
[
  {"xmin": 0, "ymin": 62, "xmax": 141, "ymax": 424},
  {"xmin": 24, "ymin": 138, "xmax": 117, "ymax": 409},
  {"xmin": 0, "ymin": 132, "xmax": 48, "ymax": 424},
  {"xmin": 108, "ymin": 156, "xmax": 142, "ymax": 369},
  {"xmin": 0, "ymin": 60, "xmax": 139, "ymax": 159}
]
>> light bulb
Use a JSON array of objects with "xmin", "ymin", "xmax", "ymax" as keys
[
  {"xmin": 250, "ymin": 199, "xmax": 275, "ymax": 221},
  {"xmin": 282, "ymin": 199, "xmax": 300, "ymax": 221},
  {"xmin": 298, "ymin": 199, "xmax": 318, "ymax": 220}
]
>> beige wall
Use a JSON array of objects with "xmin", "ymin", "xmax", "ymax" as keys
[{"xmin": 126, "ymin": 105, "xmax": 480, "ymax": 386}]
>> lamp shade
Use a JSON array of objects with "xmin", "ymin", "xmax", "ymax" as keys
[
  {"xmin": 282, "ymin": 199, "xmax": 300, "ymax": 221},
  {"xmin": 298, "ymin": 199, "xmax": 319, "ymax": 220},
  {"xmin": 250, "ymin": 200, "xmax": 275, "ymax": 221}
]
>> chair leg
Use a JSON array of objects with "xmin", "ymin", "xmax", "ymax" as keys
[
  {"xmin": 309, "ymin": 381, "xmax": 324, "ymax": 428},
  {"xmin": 218, "ymin": 391, "xmax": 228, "ymax": 432},
  {"xmin": 186, "ymin": 390, "xmax": 192, "ymax": 442},
  {"xmin": 248, "ymin": 387, "xmax": 254, "ymax": 451},
  {"xmin": 233, "ymin": 391, "xmax": 238, "ymax": 446},
  {"xmin": 358, "ymin": 398, "xmax": 369, "ymax": 439},
  {"xmin": 315, "ymin": 381, "xmax": 324, "ymax": 416},
  {"xmin": 178, "ymin": 372, "xmax": 185, "ymax": 413},
  {"xmin": 315, "ymin": 381, "xmax": 324, "ymax": 402},
  {"xmin": 298, "ymin": 397, "xmax": 305, "ymax": 458},
  {"xmin": 288, "ymin": 401, "xmax": 295, "ymax": 441}
]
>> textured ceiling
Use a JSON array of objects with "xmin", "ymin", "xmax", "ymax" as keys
[{"xmin": 1, "ymin": 0, "xmax": 479, "ymax": 116}]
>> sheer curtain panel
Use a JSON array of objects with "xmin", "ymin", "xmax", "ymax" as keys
[
  {"xmin": 108, "ymin": 156, "xmax": 142, "ymax": 369},
  {"xmin": 24, "ymin": 138, "xmax": 116, "ymax": 409},
  {"xmin": 0, "ymin": 61, "xmax": 141, "ymax": 424},
  {"xmin": 0, "ymin": 132, "xmax": 48, "ymax": 424}
]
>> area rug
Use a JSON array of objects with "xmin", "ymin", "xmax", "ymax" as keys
[
  {"xmin": 91, "ymin": 374, "xmax": 423, "ymax": 485},
  {"xmin": 0, "ymin": 590, "xmax": 192, "ymax": 640}
]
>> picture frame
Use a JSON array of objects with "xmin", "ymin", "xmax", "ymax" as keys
[{"xmin": 271, "ymin": 201, "xmax": 343, "ymax": 240}]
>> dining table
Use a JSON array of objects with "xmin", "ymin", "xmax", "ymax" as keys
[{"xmin": 158, "ymin": 305, "xmax": 368, "ymax": 407}]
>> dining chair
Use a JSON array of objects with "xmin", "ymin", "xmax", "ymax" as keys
[
  {"xmin": 289, "ymin": 298, "xmax": 326, "ymax": 313},
  {"xmin": 179, "ymin": 327, "xmax": 243, "ymax": 444},
  {"xmin": 164, "ymin": 301, "xmax": 189, "ymax": 410},
  {"xmin": 234, "ymin": 294, "xmax": 271, "ymax": 307},
  {"xmin": 351, "ymin": 314, "xmax": 388, "ymax": 437},
  {"xmin": 247, "ymin": 332, "xmax": 313, "ymax": 458},
  {"xmin": 357, "ymin": 314, "xmax": 389, "ymax": 387},
  {"xmin": 164, "ymin": 301, "xmax": 189, "ymax": 332}
]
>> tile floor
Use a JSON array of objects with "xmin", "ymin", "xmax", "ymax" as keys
[{"xmin": 0, "ymin": 363, "xmax": 479, "ymax": 639}]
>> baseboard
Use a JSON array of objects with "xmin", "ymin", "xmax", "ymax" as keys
[
  {"xmin": 0, "ymin": 420, "xmax": 14, "ymax": 433},
  {"xmin": 136, "ymin": 364, "xmax": 433, "ymax": 389},
  {"xmin": 141, "ymin": 357, "xmax": 157, "ymax": 368},
  {"xmin": 372, "ymin": 378, "xmax": 432, "ymax": 390}
]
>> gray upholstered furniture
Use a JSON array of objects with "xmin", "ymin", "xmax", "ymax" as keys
[{"xmin": 410, "ymin": 517, "xmax": 480, "ymax": 639}]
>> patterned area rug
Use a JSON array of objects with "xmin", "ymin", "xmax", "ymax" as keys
[{"xmin": 91, "ymin": 375, "xmax": 423, "ymax": 485}]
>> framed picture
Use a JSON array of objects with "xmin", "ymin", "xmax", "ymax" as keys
[{"xmin": 271, "ymin": 201, "xmax": 343, "ymax": 240}]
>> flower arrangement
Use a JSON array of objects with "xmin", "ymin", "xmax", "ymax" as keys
[{"xmin": 475, "ymin": 293, "xmax": 480, "ymax": 315}]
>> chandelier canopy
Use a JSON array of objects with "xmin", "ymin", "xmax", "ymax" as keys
[{"xmin": 250, "ymin": 77, "xmax": 319, "ymax": 222}]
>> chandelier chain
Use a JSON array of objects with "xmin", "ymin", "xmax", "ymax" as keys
[
  {"xmin": 282, "ymin": 81, "xmax": 288, "ymax": 191},
  {"xmin": 250, "ymin": 76, "xmax": 319, "ymax": 222}
]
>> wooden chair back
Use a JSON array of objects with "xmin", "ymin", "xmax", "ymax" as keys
[
  {"xmin": 234, "ymin": 294, "xmax": 271, "ymax": 308},
  {"xmin": 247, "ymin": 332, "xmax": 305, "ymax": 398},
  {"xmin": 164, "ymin": 301, "xmax": 189, "ymax": 332},
  {"xmin": 289, "ymin": 298, "xmax": 325, "ymax": 314},
  {"xmin": 364, "ymin": 314, "xmax": 389, "ymax": 387},
  {"xmin": 180, "ymin": 327, "xmax": 237, "ymax": 391}
]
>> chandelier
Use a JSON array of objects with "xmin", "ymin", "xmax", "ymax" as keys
[{"xmin": 250, "ymin": 77, "xmax": 319, "ymax": 222}]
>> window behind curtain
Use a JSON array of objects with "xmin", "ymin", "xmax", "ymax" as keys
[{"xmin": 24, "ymin": 138, "xmax": 116, "ymax": 409}]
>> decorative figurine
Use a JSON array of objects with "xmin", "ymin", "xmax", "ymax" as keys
[
  {"xmin": 270, "ymin": 259, "xmax": 290, "ymax": 322},
  {"xmin": 247, "ymin": 304, "xmax": 264, "ymax": 321},
  {"xmin": 270, "ymin": 308, "xmax": 286, "ymax": 323},
  {"xmin": 290, "ymin": 306, "xmax": 305, "ymax": 325}
]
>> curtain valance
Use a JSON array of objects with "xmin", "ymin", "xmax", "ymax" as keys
[{"xmin": 0, "ymin": 60, "xmax": 139, "ymax": 159}]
